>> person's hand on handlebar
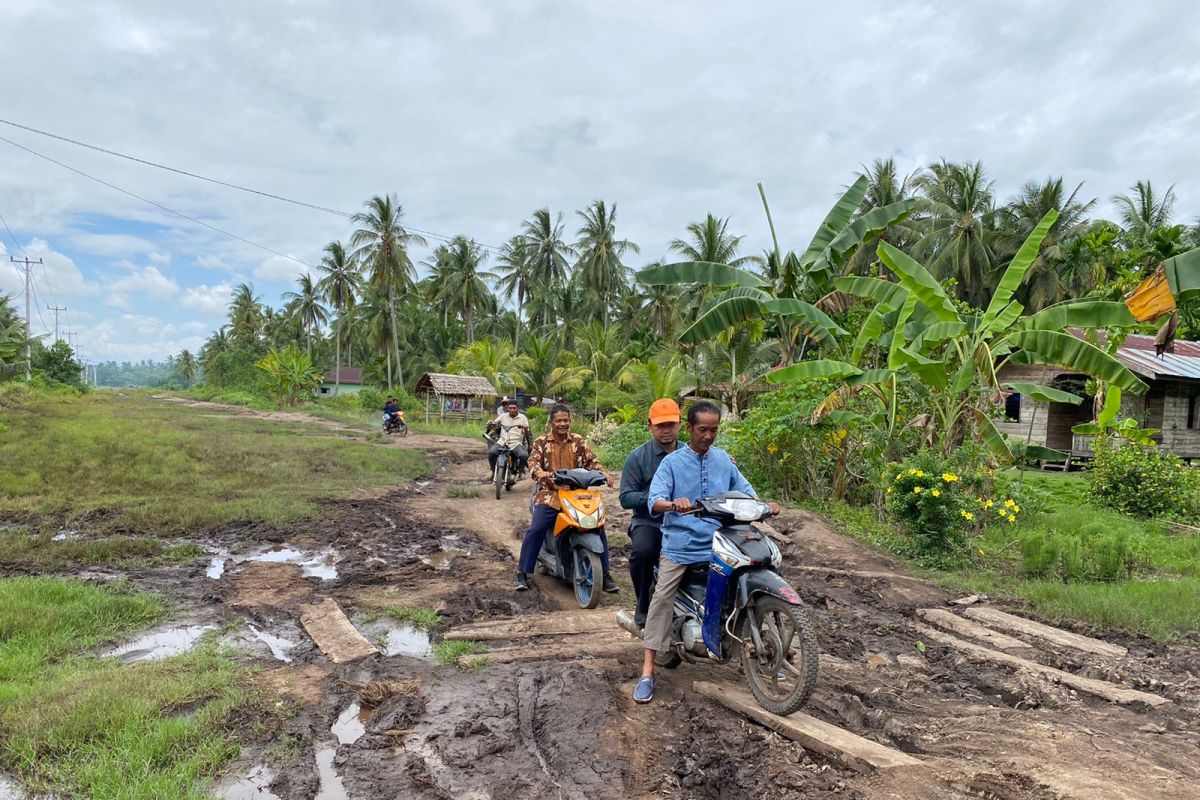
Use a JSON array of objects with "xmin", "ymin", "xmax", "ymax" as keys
[
  {"xmin": 767, "ymin": 501, "xmax": 781, "ymax": 517},
  {"xmin": 669, "ymin": 498, "xmax": 693, "ymax": 513}
]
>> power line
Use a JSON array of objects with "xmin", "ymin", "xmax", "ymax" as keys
[
  {"xmin": 0, "ymin": 117, "xmax": 503, "ymax": 253},
  {"xmin": 0, "ymin": 133, "xmax": 320, "ymax": 271},
  {"xmin": 0, "ymin": 210, "xmax": 29, "ymax": 258}
]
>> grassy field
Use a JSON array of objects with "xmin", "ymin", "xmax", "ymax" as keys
[
  {"xmin": 819, "ymin": 469, "xmax": 1200, "ymax": 641},
  {"xmin": 0, "ymin": 391, "xmax": 430, "ymax": 534},
  {"xmin": 0, "ymin": 577, "xmax": 257, "ymax": 799}
]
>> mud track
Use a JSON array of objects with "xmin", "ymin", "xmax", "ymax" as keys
[{"xmin": 38, "ymin": 400, "xmax": 1200, "ymax": 798}]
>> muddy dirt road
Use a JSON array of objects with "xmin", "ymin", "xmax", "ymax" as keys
[{"xmin": 64, "ymin": 401, "xmax": 1200, "ymax": 797}]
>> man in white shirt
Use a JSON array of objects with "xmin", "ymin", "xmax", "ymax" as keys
[{"xmin": 488, "ymin": 399, "xmax": 530, "ymax": 476}]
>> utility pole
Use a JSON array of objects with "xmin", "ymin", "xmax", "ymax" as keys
[
  {"xmin": 48, "ymin": 305, "xmax": 66, "ymax": 342},
  {"xmin": 11, "ymin": 256, "xmax": 43, "ymax": 382}
]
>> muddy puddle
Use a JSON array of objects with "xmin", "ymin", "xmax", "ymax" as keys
[
  {"xmin": 51, "ymin": 529, "xmax": 79, "ymax": 542},
  {"xmin": 420, "ymin": 534, "xmax": 471, "ymax": 570},
  {"xmin": 380, "ymin": 622, "xmax": 432, "ymax": 658},
  {"xmin": 206, "ymin": 545, "xmax": 340, "ymax": 581},
  {"xmin": 331, "ymin": 702, "xmax": 370, "ymax": 745},
  {"xmin": 314, "ymin": 746, "xmax": 348, "ymax": 799},
  {"xmin": 216, "ymin": 764, "xmax": 280, "ymax": 800},
  {"xmin": 105, "ymin": 623, "xmax": 215, "ymax": 662}
]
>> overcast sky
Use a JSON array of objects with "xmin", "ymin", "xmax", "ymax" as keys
[{"xmin": 1, "ymin": 1, "xmax": 1197, "ymax": 362}]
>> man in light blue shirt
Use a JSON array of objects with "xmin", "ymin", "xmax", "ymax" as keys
[{"xmin": 634, "ymin": 400, "xmax": 778, "ymax": 704}]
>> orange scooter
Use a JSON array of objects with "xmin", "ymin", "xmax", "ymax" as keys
[{"xmin": 535, "ymin": 468, "xmax": 608, "ymax": 608}]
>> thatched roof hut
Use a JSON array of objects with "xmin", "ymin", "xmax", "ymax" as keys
[{"xmin": 415, "ymin": 372, "xmax": 500, "ymax": 422}]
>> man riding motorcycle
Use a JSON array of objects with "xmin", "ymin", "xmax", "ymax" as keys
[
  {"xmin": 487, "ymin": 399, "xmax": 530, "ymax": 477},
  {"xmin": 634, "ymin": 400, "xmax": 780, "ymax": 704},
  {"xmin": 383, "ymin": 395, "xmax": 401, "ymax": 428},
  {"xmin": 515, "ymin": 404, "xmax": 618, "ymax": 594}
]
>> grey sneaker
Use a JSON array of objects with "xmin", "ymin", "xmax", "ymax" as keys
[
  {"xmin": 633, "ymin": 676, "xmax": 655, "ymax": 704},
  {"xmin": 514, "ymin": 572, "xmax": 530, "ymax": 592}
]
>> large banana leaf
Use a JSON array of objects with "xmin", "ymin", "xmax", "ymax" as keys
[
  {"xmin": 678, "ymin": 287, "xmax": 770, "ymax": 343},
  {"xmin": 1002, "ymin": 382, "xmax": 1082, "ymax": 405},
  {"xmin": 912, "ymin": 321, "xmax": 966, "ymax": 349},
  {"xmin": 817, "ymin": 199, "xmax": 917, "ymax": 271},
  {"xmin": 851, "ymin": 305, "xmax": 888, "ymax": 363},
  {"xmin": 767, "ymin": 359, "xmax": 863, "ymax": 384},
  {"xmin": 877, "ymin": 242, "xmax": 959, "ymax": 322},
  {"xmin": 981, "ymin": 209, "xmax": 1057, "ymax": 328},
  {"xmin": 1010, "ymin": 442, "xmax": 1069, "ymax": 462},
  {"xmin": 798, "ymin": 176, "xmax": 870, "ymax": 266},
  {"xmin": 846, "ymin": 368, "xmax": 895, "ymax": 387},
  {"xmin": 1006, "ymin": 330, "xmax": 1147, "ymax": 393},
  {"xmin": 972, "ymin": 408, "xmax": 1013, "ymax": 460},
  {"xmin": 762, "ymin": 298, "xmax": 845, "ymax": 349},
  {"xmin": 636, "ymin": 261, "xmax": 767, "ymax": 288},
  {"xmin": 835, "ymin": 275, "xmax": 908, "ymax": 308},
  {"xmin": 1163, "ymin": 247, "xmax": 1200, "ymax": 302},
  {"xmin": 888, "ymin": 292, "xmax": 920, "ymax": 370},
  {"xmin": 1016, "ymin": 300, "xmax": 1136, "ymax": 332},
  {"xmin": 981, "ymin": 299, "xmax": 1025, "ymax": 339}
]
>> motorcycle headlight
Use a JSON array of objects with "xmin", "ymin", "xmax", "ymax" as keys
[{"xmin": 715, "ymin": 498, "xmax": 771, "ymax": 521}]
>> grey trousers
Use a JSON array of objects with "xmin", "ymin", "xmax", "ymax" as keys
[{"xmin": 643, "ymin": 558, "xmax": 702, "ymax": 653}]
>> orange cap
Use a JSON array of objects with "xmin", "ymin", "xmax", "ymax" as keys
[{"xmin": 648, "ymin": 398, "xmax": 681, "ymax": 425}]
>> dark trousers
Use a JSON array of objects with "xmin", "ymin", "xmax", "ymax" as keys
[
  {"xmin": 489, "ymin": 443, "xmax": 528, "ymax": 473},
  {"xmin": 518, "ymin": 503, "xmax": 610, "ymax": 575},
  {"xmin": 628, "ymin": 523, "xmax": 662, "ymax": 622}
]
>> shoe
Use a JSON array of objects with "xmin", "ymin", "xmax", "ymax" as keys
[
  {"xmin": 633, "ymin": 676, "xmax": 655, "ymax": 704},
  {"xmin": 514, "ymin": 573, "xmax": 530, "ymax": 592},
  {"xmin": 633, "ymin": 611, "xmax": 647, "ymax": 629},
  {"xmin": 602, "ymin": 573, "xmax": 619, "ymax": 593}
]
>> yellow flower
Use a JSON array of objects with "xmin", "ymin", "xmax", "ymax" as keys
[
  {"xmin": 1008, "ymin": 515, "xmax": 1017, "ymax": 524},
  {"xmin": 907, "ymin": 468, "xmax": 918, "ymax": 476},
  {"xmin": 886, "ymin": 487, "xmax": 893, "ymax": 494},
  {"xmin": 915, "ymin": 470, "xmax": 925, "ymax": 477},
  {"xmin": 1004, "ymin": 499, "xmax": 1016, "ymax": 509},
  {"xmin": 978, "ymin": 548, "xmax": 985, "ymax": 556},
  {"xmin": 896, "ymin": 473, "xmax": 904, "ymax": 481},
  {"xmin": 984, "ymin": 499, "xmax": 994, "ymax": 508},
  {"xmin": 931, "ymin": 488, "xmax": 941, "ymax": 497},
  {"xmin": 767, "ymin": 442, "xmax": 779, "ymax": 454},
  {"xmin": 942, "ymin": 473, "xmax": 959, "ymax": 482},
  {"xmin": 1012, "ymin": 504, "xmax": 1021, "ymax": 513},
  {"xmin": 913, "ymin": 486, "xmax": 923, "ymax": 494},
  {"xmin": 998, "ymin": 508, "xmax": 1008, "ymax": 518},
  {"xmin": 961, "ymin": 510, "xmax": 974, "ymax": 521}
]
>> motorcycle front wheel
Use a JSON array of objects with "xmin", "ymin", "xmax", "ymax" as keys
[
  {"xmin": 736, "ymin": 595, "xmax": 818, "ymax": 716},
  {"xmin": 494, "ymin": 462, "xmax": 505, "ymax": 500},
  {"xmin": 572, "ymin": 548, "xmax": 603, "ymax": 609}
]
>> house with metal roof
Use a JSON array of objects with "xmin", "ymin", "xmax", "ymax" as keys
[
  {"xmin": 317, "ymin": 366, "xmax": 365, "ymax": 396},
  {"xmin": 996, "ymin": 331, "xmax": 1200, "ymax": 464}
]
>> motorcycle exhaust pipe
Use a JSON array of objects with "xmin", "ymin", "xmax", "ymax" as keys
[{"xmin": 615, "ymin": 609, "xmax": 644, "ymax": 639}]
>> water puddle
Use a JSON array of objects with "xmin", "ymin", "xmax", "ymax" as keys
[
  {"xmin": 330, "ymin": 702, "xmax": 373, "ymax": 745},
  {"xmin": 381, "ymin": 621, "xmax": 432, "ymax": 658},
  {"xmin": 248, "ymin": 625, "xmax": 296, "ymax": 663},
  {"xmin": 207, "ymin": 555, "xmax": 229, "ymax": 579},
  {"xmin": 51, "ymin": 529, "xmax": 79, "ymax": 542},
  {"xmin": 216, "ymin": 764, "xmax": 281, "ymax": 800},
  {"xmin": 421, "ymin": 535, "xmax": 471, "ymax": 570},
  {"xmin": 106, "ymin": 624, "xmax": 215, "ymax": 663},
  {"xmin": 247, "ymin": 546, "xmax": 339, "ymax": 580},
  {"xmin": 314, "ymin": 747, "xmax": 348, "ymax": 799}
]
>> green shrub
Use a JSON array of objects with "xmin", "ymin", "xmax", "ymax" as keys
[
  {"xmin": 1088, "ymin": 441, "xmax": 1200, "ymax": 519},
  {"xmin": 885, "ymin": 448, "xmax": 992, "ymax": 555},
  {"xmin": 525, "ymin": 406, "xmax": 547, "ymax": 431},
  {"xmin": 1019, "ymin": 526, "xmax": 1130, "ymax": 583},
  {"xmin": 588, "ymin": 418, "xmax": 651, "ymax": 467}
]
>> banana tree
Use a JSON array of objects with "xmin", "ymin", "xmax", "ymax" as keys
[
  {"xmin": 636, "ymin": 176, "xmax": 915, "ymax": 364},
  {"xmin": 768, "ymin": 210, "xmax": 1148, "ymax": 459}
]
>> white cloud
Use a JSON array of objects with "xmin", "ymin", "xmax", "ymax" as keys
[
  {"xmin": 106, "ymin": 266, "xmax": 179, "ymax": 306},
  {"xmin": 254, "ymin": 255, "xmax": 310, "ymax": 283},
  {"xmin": 181, "ymin": 282, "xmax": 234, "ymax": 314},
  {"xmin": 0, "ymin": 239, "xmax": 97, "ymax": 302}
]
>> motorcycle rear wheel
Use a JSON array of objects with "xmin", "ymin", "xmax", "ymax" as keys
[{"xmin": 736, "ymin": 595, "xmax": 818, "ymax": 716}]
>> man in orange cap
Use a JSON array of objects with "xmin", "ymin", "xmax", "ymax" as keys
[{"xmin": 619, "ymin": 398, "xmax": 682, "ymax": 627}]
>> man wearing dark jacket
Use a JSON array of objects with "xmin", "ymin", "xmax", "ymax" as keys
[{"xmin": 619, "ymin": 398, "xmax": 682, "ymax": 627}]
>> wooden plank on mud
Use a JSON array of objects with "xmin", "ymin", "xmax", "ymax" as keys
[
  {"xmin": 461, "ymin": 631, "xmax": 640, "ymax": 665},
  {"xmin": 300, "ymin": 598, "xmax": 378, "ymax": 664},
  {"xmin": 962, "ymin": 606, "xmax": 1128, "ymax": 659},
  {"xmin": 917, "ymin": 608, "xmax": 1031, "ymax": 652},
  {"xmin": 797, "ymin": 565, "xmax": 925, "ymax": 583},
  {"xmin": 444, "ymin": 611, "xmax": 614, "ymax": 641},
  {"xmin": 911, "ymin": 624, "xmax": 1166, "ymax": 707},
  {"xmin": 693, "ymin": 681, "xmax": 922, "ymax": 774}
]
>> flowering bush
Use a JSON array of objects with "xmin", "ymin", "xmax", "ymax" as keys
[{"xmin": 1088, "ymin": 441, "xmax": 1200, "ymax": 519}]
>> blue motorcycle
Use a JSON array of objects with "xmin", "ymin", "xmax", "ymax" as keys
[{"xmin": 619, "ymin": 491, "xmax": 819, "ymax": 715}]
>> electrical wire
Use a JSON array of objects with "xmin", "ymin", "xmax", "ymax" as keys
[
  {"xmin": 0, "ymin": 209, "xmax": 29, "ymax": 258},
  {"xmin": 0, "ymin": 117, "xmax": 503, "ymax": 253}
]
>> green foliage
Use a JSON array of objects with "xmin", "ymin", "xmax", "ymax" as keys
[
  {"xmin": 433, "ymin": 639, "xmax": 487, "ymax": 668},
  {"xmin": 1088, "ymin": 441, "xmax": 1200, "ymax": 519},
  {"xmin": 525, "ymin": 406, "xmax": 547, "ymax": 431},
  {"xmin": 588, "ymin": 418, "xmax": 652, "ymax": 468},
  {"xmin": 885, "ymin": 450, "xmax": 988, "ymax": 555},
  {"xmin": 384, "ymin": 606, "xmax": 442, "ymax": 630},
  {"xmin": 256, "ymin": 344, "xmax": 322, "ymax": 407},
  {"xmin": 32, "ymin": 340, "xmax": 81, "ymax": 386}
]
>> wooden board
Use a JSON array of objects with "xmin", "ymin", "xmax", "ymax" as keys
[
  {"xmin": 797, "ymin": 565, "xmax": 926, "ymax": 583},
  {"xmin": 462, "ymin": 630, "xmax": 640, "ymax": 665},
  {"xmin": 300, "ymin": 598, "xmax": 378, "ymax": 664},
  {"xmin": 444, "ymin": 610, "xmax": 613, "ymax": 641},
  {"xmin": 962, "ymin": 606, "xmax": 1127, "ymax": 659},
  {"xmin": 917, "ymin": 608, "xmax": 1031, "ymax": 652},
  {"xmin": 911, "ymin": 624, "xmax": 1166, "ymax": 707},
  {"xmin": 693, "ymin": 681, "xmax": 922, "ymax": 773}
]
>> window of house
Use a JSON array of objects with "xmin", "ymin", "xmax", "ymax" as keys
[
  {"xmin": 1004, "ymin": 392, "xmax": 1021, "ymax": 422},
  {"xmin": 1189, "ymin": 392, "xmax": 1200, "ymax": 429}
]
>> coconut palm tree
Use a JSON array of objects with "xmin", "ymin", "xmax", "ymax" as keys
[
  {"xmin": 575, "ymin": 200, "xmax": 639, "ymax": 326},
  {"xmin": 282, "ymin": 273, "xmax": 329, "ymax": 357},
  {"xmin": 1000, "ymin": 177, "xmax": 1096, "ymax": 311},
  {"xmin": 175, "ymin": 349, "xmax": 197, "ymax": 385},
  {"xmin": 670, "ymin": 213, "xmax": 754, "ymax": 267},
  {"xmin": 494, "ymin": 235, "xmax": 535, "ymax": 350},
  {"xmin": 228, "ymin": 283, "xmax": 264, "ymax": 345},
  {"xmin": 522, "ymin": 209, "xmax": 576, "ymax": 326},
  {"xmin": 438, "ymin": 236, "xmax": 496, "ymax": 342},
  {"xmin": 1112, "ymin": 180, "xmax": 1176, "ymax": 245},
  {"xmin": 349, "ymin": 194, "xmax": 426, "ymax": 390},
  {"xmin": 316, "ymin": 241, "xmax": 362, "ymax": 396},
  {"xmin": 446, "ymin": 337, "xmax": 529, "ymax": 396},
  {"xmin": 912, "ymin": 160, "xmax": 1001, "ymax": 307},
  {"xmin": 518, "ymin": 334, "xmax": 592, "ymax": 404}
]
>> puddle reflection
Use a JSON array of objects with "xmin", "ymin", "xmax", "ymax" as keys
[
  {"xmin": 217, "ymin": 764, "xmax": 280, "ymax": 800},
  {"xmin": 106, "ymin": 624, "xmax": 215, "ymax": 663}
]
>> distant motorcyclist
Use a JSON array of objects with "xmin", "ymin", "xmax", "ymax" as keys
[
  {"xmin": 383, "ymin": 395, "xmax": 400, "ymax": 423},
  {"xmin": 488, "ymin": 399, "xmax": 530, "ymax": 476}
]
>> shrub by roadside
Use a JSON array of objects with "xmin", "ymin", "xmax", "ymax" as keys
[{"xmin": 1088, "ymin": 441, "xmax": 1200, "ymax": 519}]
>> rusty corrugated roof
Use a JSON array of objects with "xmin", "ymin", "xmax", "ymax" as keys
[{"xmin": 1067, "ymin": 328, "xmax": 1200, "ymax": 381}]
